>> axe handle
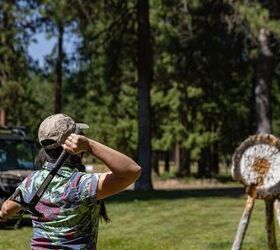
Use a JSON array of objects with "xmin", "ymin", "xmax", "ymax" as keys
[{"xmin": 31, "ymin": 149, "xmax": 69, "ymax": 205}]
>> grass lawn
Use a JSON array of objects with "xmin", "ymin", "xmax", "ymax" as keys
[{"xmin": 0, "ymin": 188, "xmax": 279, "ymax": 250}]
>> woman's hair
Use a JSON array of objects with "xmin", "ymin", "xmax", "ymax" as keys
[
  {"xmin": 99, "ymin": 200, "xmax": 111, "ymax": 223},
  {"xmin": 36, "ymin": 145, "xmax": 110, "ymax": 223},
  {"xmin": 35, "ymin": 148, "xmax": 47, "ymax": 168}
]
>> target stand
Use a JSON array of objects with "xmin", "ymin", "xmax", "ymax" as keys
[{"xmin": 231, "ymin": 134, "xmax": 280, "ymax": 250}]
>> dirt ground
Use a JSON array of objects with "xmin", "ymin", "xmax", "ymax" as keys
[{"xmin": 153, "ymin": 178, "xmax": 240, "ymax": 190}]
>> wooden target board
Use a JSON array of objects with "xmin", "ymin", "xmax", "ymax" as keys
[{"xmin": 232, "ymin": 134, "xmax": 280, "ymax": 199}]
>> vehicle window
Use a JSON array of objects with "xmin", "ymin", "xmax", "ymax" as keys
[
  {"xmin": 0, "ymin": 149, "xmax": 7, "ymax": 163},
  {"xmin": 0, "ymin": 140, "xmax": 37, "ymax": 170}
]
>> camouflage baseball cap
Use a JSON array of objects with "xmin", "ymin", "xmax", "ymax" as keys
[{"xmin": 38, "ymin": 113, "xmax": 89, "ymax": 149}]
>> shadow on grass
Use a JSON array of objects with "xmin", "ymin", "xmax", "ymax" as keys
[
  {"xmin": 0, "ymin": 187, "xmax": 246, "ymax": 229},
  {"xmin": 0, "ymin": 216, "xmax": 32, "ymax": 230},
  {"xmin": 107, "ymin": 186, "xmax": 246, "ymax": 203}
]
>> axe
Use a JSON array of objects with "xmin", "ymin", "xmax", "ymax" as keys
[{"xmin": 12, "ymin": 129, "xmax": 82, "ymax": 228}]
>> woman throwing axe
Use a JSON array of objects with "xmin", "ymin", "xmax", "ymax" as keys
[{"xmin": 0, "ymin": 113, "xmax": 141, "ymax": 250}]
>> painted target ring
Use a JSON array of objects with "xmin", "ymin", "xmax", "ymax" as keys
[{"xmin": 232, "ymin": 134, "xmax": 280, "ymax": 199}]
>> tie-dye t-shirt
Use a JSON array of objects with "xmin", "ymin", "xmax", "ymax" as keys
[{"xmin": 15, "ymin": 161, "xmax": 100, "ymax": 250}]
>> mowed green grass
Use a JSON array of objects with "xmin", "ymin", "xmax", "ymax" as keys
[{"xmin": 0, "ymin": 189, "xmax": 279, "ymax": 250}]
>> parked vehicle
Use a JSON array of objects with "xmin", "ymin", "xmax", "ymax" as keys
[{"xmin": 0, "ymin": 126, "xmax": 38, "ymax": 198}]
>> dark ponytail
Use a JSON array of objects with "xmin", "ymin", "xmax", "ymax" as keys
[{"xmin": 99, "ymin": 200, "xmax": 111, "ymax": 223}]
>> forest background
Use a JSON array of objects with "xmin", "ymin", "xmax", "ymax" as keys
[{"xmin": 1, "ymin": 0, "xmax": 279, "ymax": 191}]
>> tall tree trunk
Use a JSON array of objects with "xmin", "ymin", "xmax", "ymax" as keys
[
  {"xmin": 134, "ymin": 0, "xmax": 153, "ymax": 191},
  {"xmin": 164, "ymin": 151, "xmax": 170, "ymax": 173},
  {"xmin": 255, "ymin": 28, "xmax": 273, "ymax": 134},
  {"xmin": 152, "ymin": 151, "xmax": 159, "ymax": 175},
  {"xmin": 175, "ymin": 142, "xmax": 180, "ymax": 168},
  {"xmin": 55, "ymin": 21, "xmax": 64, "ymax": 113},
  {"xmin": 198, "ymin": 146, "xmax": 211, "ymax": 177},
  {"xmin": 212, "ymin": 141, "xmax": 219, "ymax": 174},
  {"xmin": 0, "ymin": 110, "xmax": 6, "ymax": 126},
  {"xmin": 177, "ymin": 148, "xmax": 190, "ymax": 177},
  {"xmin": 0, "ymin": 3, "xmax": 12, "ymax": 126}
]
